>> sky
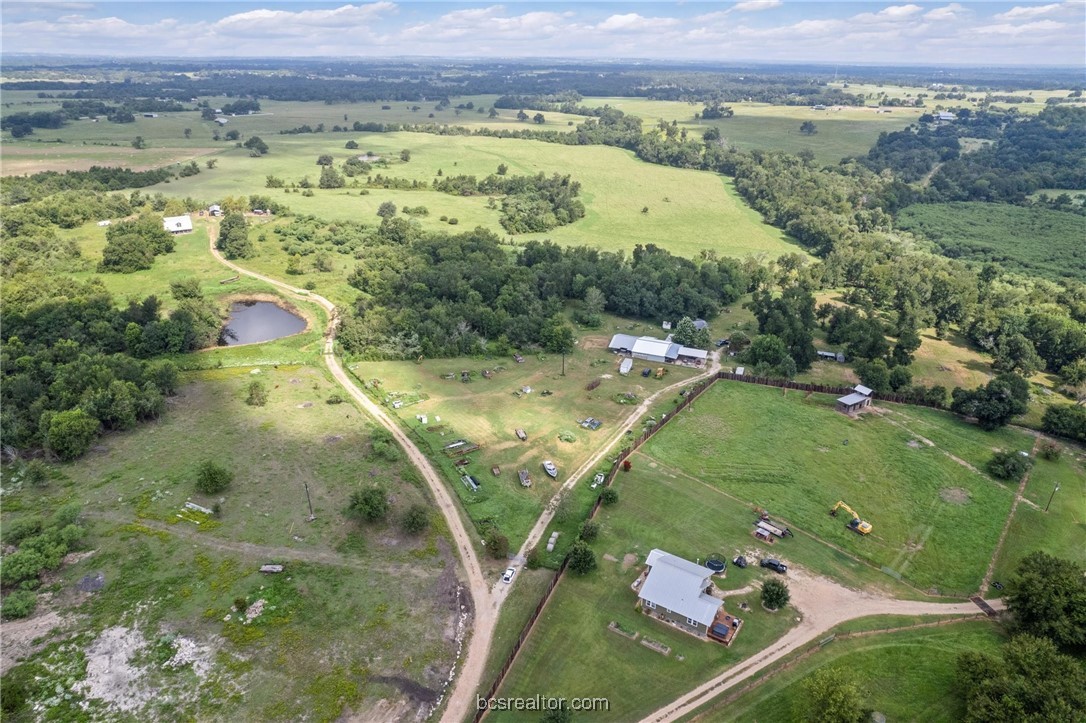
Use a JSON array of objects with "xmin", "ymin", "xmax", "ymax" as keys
[{"xmin": 2, "ymin": 1, "xmax": 1084, "ymax": 65}]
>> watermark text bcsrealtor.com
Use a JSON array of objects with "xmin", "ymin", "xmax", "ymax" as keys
[{"xmin": 476, "ymin": 695, "xmax": 610, "ymax": 712}]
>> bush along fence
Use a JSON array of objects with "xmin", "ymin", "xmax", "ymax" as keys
[{"xmin": 472, "ymin": 372, "xmax": 953, "ymax": 719}]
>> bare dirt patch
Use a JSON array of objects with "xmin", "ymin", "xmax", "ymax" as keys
[
  {"xmin": 603, "ymin": 553, "xmax": 619, "ymax": 563},
  {"xmin": 0, "ymin": 607, "xmax": 65, "ymax": 674},
  {"xmin": 940, "ymin": 487, "xmax": 971, "ymax": 505},
  {"xmin": 80, "ymin": 626, "xmax": 153, "ymax": 713},
  {"xmin": 907, "ymin": 439, "xmax": 922, "ymax": 449},
  {"xmin": 622, "ymin": 553, "xmax": 638, "ymax": 571}
]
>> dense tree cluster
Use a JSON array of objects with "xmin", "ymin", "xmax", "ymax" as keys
[
  {"xmin": 1, "ymin": 276, "xmax": 223, "ymax": 457},
  {"xmin": 433, "ymin": 172, "xmax": 585, "ymax": 233},
  {"xmin": 216, "ymin": 213, "xmax": 254, "ymax": 259},
  {"xmin": 98, "ymin": 213, "xmax": 176, "ymax": 273},
  {"xmin": 330, "ymin": 224, "xmax": 748, "ymax": 358},
  {"xmin": 1, "ymin": 166, "xmax": 175, "ymax": 205}
]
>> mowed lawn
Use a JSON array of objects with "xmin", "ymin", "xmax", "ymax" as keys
[
  {"xmin": 713, "ymin": 621, "xmax": 1007, "ymax": 723},
  {"xmin": 349, "ymin": 324, "xmax": 703, "ymax": 550},
  {"xmin": 989, "ymin": 446, "xmax": 1086, "ymax": 589},
  {"xmin": 153, "ymin": 132, "xmax": 802, "ymax": 260},
  {"xmin": 492, "ymin": 475, "xmax": 798, "ymax": 722},
  {"xmin": 581, "ymin": 96, "xmax": 922, "ymax": 165},
  {"xmin": 638, "ymin": 383, "xmax": 1021, "ymax": 596}
]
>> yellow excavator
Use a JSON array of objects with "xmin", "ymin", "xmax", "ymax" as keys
[{"xmin": 830, "ymin": 501, "xmax": 872, "ymax": 535}]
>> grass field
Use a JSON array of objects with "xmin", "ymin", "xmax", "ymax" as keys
[
  {"xmin": 637, "ymin": 382, "xmax": 1025, "ymax": 596},
  {"xmin": 0, "ymin": 365, "xmax": 463, "ymax": 720},
  {"xmin": 714, "ymin": 620, "xmax": 1007, "ymax": 722},
  {"xmin": 896, "ymin": 202, "xmax": 1086, "ymax": 282},
  {"xmin": 150, "ymin": 131, "xmax": 801, "ymax": 260},
  {"xmin": 988, "ymin": 445, "xmax": 1086, "ymax": 589},
  {"xmin": 827, "ymin": 82, "xmax": 1086, "ymax": 116},
  {"xmin": 581, "ymin": 97, "xmax": 922, "ymax": 165},
  {"xmin": 345, "ymin": 319, "xmax": 703, "ymax": 551}
]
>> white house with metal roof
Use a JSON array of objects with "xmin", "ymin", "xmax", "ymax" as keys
[
  {"xmin": 162, "ymin": 215, "xmax": 193, "ymax": 234},
  {"xmin": 638, "ymin": 548, "xmax": 723, "ymax": 637}
]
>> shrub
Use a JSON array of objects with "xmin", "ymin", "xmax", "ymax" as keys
[
  {"xmin": 46, "ymin": 408, "xmax": 99, "ymax": 461},
  {"xmin": 24, "ymin": 460, "xmax": 49, "ymax": 488},
  {"xmin": 349, "ymin": 486, "xmax": 389, "ymax": 522},
  {"xmin": 246, "ymin": 380, "xmax": 267, "ymax": 406},
  {"xmin": 601, "ymin": 487, "xmax": 618, "ymax": 505},
  {"xmin": 578, "ymin": 520, "xmax": 600, "ymax": 542},
  {"xmin": 447, "ymin": 217, "xmax": 459, "ymax": 225},
  {"xmin": 326, "ymin": 394, "xmax": 344, "ymax": 405},
  {"xmin": 368, "ymin": 428, "xmax": 401, "ymax": 462},
  {"xmin": 986, "ymin": 449, "xmax": 1032, "ymax": 481},
  {"xmin": 1038, "ymin": 441, "xmax": 1062, "ymax": 461},
  {"xmin": 1042, "ymin": 404, "xmax": 1086, "ymax": 442},
  {"xmin": 762, "ymin": 578, "xmax": 790, "ymax": 610},
  {"xmin": 485, "ymin": 533, "xmax": 509, "ymax": 559},
  {"xmin": 401, "ymin": 504, "xmax": 430, "ymax": 534},
  {"xmin": 525, "ymin": 546, "xmax": 542, "ymax": 569},
  {"xmin": 195, "ymin": 460, "xmax": 233, "ymax": 494},
  {"xmin": 1, "ymin": 590, "xmax": 38, "ymax": 620},
  {"xmin": 567, "ymin": 540, "xmax": 597, "ymax": 574},
  {"xmin": 233, "ymin": 597, "xmax": 248, "ymax": 612}
]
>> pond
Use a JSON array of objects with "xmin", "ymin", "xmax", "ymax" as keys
[{"xmin": 221, "ymin": 301, "xmax": 307, "ymax": 346}]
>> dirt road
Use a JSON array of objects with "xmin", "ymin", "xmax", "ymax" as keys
[
  {"xmin": 639, "ymin": 568, "xmax": 1004, "ymax": 723},
  {"xmin": 208, "ymin": 232, "xmax": 492, "ymax": 723},
  {"xmin": 513, "ymin": 352, "xmax": 724, "ymax": 564}
]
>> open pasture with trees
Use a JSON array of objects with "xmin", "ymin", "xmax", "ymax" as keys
[
  {"xmin": 896, "ymin": 202, "xmax": 1086, "ymax": 282},
  {"xmin": 580, "ymin": 96, "xmax": 924, "ymax": 165},
  {"xmin": 135, "ymin": 131, "xmax": 800, "ymax": 260},
  {"xmin": 347, "ymin": 321, "xmax": 702, "ymax": 551},
  {"xmin": 0, "ymin": 365, "xmax": 462, "ymax": 720},
  {"xmin": 638, "ymin": 382, "xmax": 1029, "ymax": 596}
]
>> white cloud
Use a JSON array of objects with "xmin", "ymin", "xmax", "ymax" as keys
[
  {"xmin": 213, "ymin": 3, "xmax": 396, "ymax": 35},
  {"xmin": 994, "ymin": 3, "xmax": 1064, "ymax": 21},
  {"xmin": 596, "ymin": 13, "xmax": 678, "ymax": 32},
  {"xmin": 975, "ymin": 19, "xmax": 1066, "ymax": 35},
  {"xmin": 924, "ymin": 4, "xmax": 967, "ymax": 21},
  {"xmin": 732, "ymin": 0, "xmax": 782, "ymax": 12}
]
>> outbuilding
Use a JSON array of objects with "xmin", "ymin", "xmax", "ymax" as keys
[{"xmin": 162, "ymin": 215, "xmax": 193, "ymax": 234}]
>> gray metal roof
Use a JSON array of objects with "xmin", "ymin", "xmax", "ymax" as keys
[
  {"xmin": 639, "ymin": 549, "xmax": 722, "ymax": 627},
  {"xmin": 633, "ymin": 337, "xmax": 674, "ymax": 358},
  {"xmin": 853, "ymin": 385, "xmax": 873, "ymax": 396},
  {"xmin": 608, "ymin": 333, "xmax": 639, "ymax": 350},
  {"xmin": 665, "ymin": 342, "xmax": 682, "ymax": 360},
  {"xmin": 694, "ymin": 319, "xmax": 708, "ymax": 330},
  {"xmin": 838, "ymin": 392, "xmax": 869, "ymax": 406},
  {"xmin": 677, "ymin": 346, "xmax": 708, "ymax": 360}
]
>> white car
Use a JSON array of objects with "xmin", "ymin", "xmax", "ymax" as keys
[{"xmin": 501, "ymin": 567, "xmax": 516, "ymax": 584}]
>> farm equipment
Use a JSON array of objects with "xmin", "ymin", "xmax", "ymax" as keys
[
  {"xmin": 830, "ymin": 501, "xmax": 872, "ymax": 535},
  {"xmin": 655, "ymin": 367, "xmax": 667, "ymax": 378}
]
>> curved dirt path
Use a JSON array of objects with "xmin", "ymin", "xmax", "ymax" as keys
[
  {"xmin": 512, "ymin": 352, "xmax": 723, "ymax": 565},
  {"xmin": 640, "ymin": 568, "xmax": 1003, "ymax": 723},
  {"xmin": 207, "ymin": 227, "xmax": 492, "ymax": 723}
]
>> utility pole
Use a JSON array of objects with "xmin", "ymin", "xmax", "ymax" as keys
[
  {"xmin": 1044, "ymin": 483, "xmax": 1060, "ymax": 513},
  {"xmin": 304, "ymin": 482, "xmax": 316, "ymax": 521}
]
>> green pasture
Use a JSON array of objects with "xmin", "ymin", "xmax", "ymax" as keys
[
  {"xmin": 581, "ymin": 96, "xmax": 922, "ymax": 164},
  {"xmin": 638, "ymin": 382, "xmax": 1020, "ymax": 596},
  {"xmin": 713, "ymin": 621, "xmax": 1006, "ymax": 722},
  {"xmin": 0, "ymin": 365, "xmax": 460, "ymax": 719},
  {"xmin": 151, "ymin": 131, "xmax": 801, "ymax": 260},
  {"xmin": 346, "ymin": 321, "xmax": 702, "ymax": 550},
  {"xmin": 828, "ymin": 82, "xmax": 1085, "ymax": 116},
  {"xmin": 988, "ymin": 445, "xmax": 1086, "ymax": 589}
]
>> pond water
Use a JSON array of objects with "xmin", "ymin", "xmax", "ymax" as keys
[{"xmin": 221, "ymin": 301, "xmax": 306, "ymax": 346}]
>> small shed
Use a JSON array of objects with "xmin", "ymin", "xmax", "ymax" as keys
[
  {"xmin": 853, "ymin": 385, "xmax": 874, "ymax": 397},
  {"xmin": 619, "ymin": 358, "xmax": 633, "ymax": 375},
  {"xmin": 693, "ymin": 319, "xmax": 709, "ymax": 331},
  {"xmin": 836, "ymin": 392, "xmax": 871, "ymax": 414}
]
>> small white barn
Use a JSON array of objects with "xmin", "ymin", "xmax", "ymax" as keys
[{"xmin": 163, "ymin": 215, "xmax": 193, "ymax": 234}]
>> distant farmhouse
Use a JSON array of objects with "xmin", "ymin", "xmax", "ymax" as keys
[
  {"xmin": 163, "ymin": 215, "xmax": 193, "ymax": 234},
  {"xmin": 637, "ymin": 549, "xmax": 723, "ymax": 638},
  {"xmin": 608, "ymin": 334, "xmax": 707, "ymax": 366}
]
